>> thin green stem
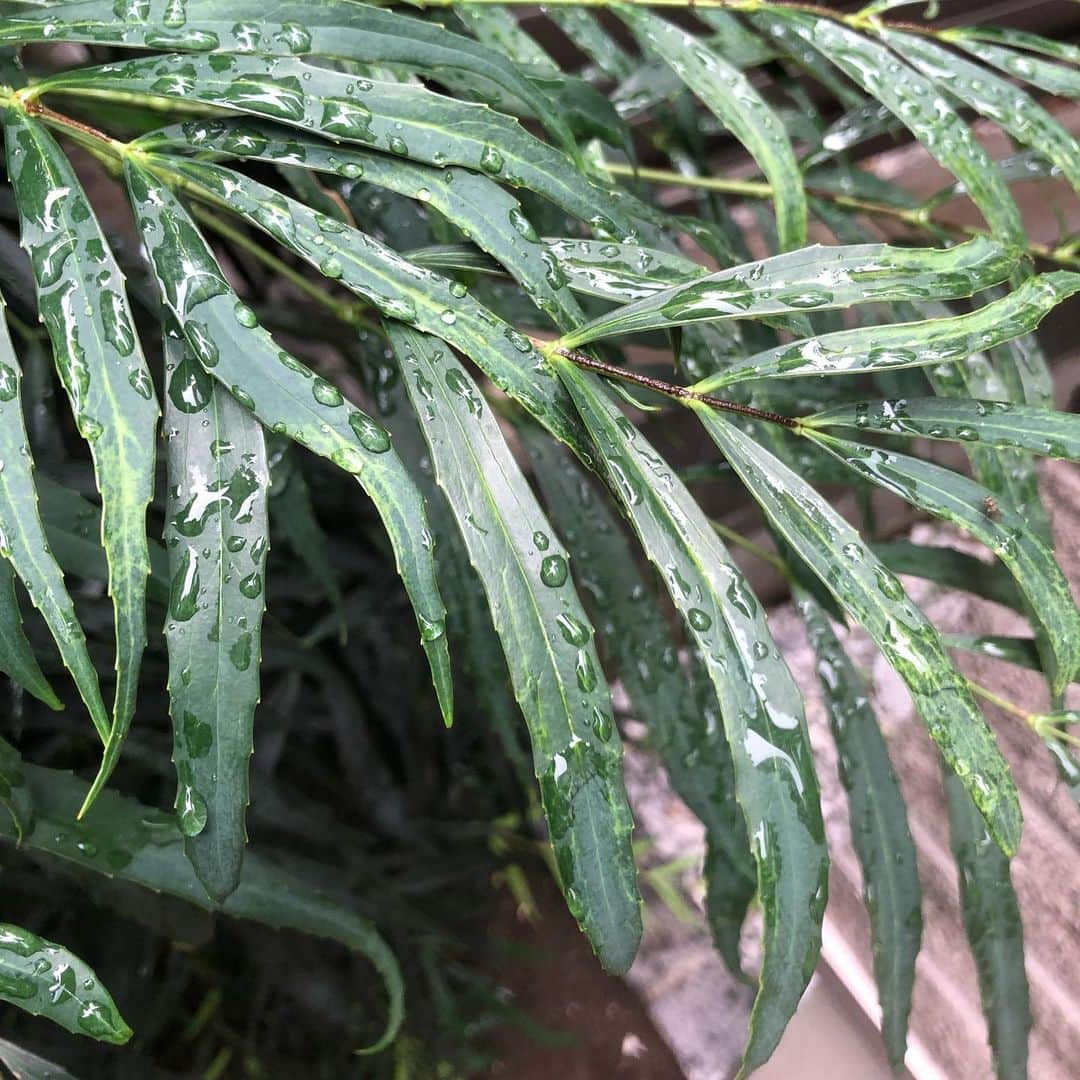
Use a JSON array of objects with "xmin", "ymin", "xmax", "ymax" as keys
[
  {"xmin": 966, "ymin": 679, "xmax": 1036, "ymax": 725},
  {"xmin": 709, "ymin": 520, "xmax": 787, "ymax": 571}
]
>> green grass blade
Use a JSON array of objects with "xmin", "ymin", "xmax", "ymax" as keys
[
  {"xmin": 703, "ymin": 272, "xmax": 1080, "ymax": 390},
  {"xmin": 387, "ymin": 324, "xmax": 640, "ymax": 973},
  {"xmin": 43, "ymin": 53, "xmax": 635, "ymax": 238},
  {"xmin": 883, "ymin": 31, "xmax": 1080, "ymax": 193},
  {"xmin": 695, "ymin": 411, "xmax": 1021, "ymax": 854},
  {"xmin": 806, "ymin": 397, "xmax": 1080, "ymax": 459},
  {"xmin": 0, "ymin": 922, "xmax": 131, "ymax": 1045},
  {"xmin": 145, "ymin": 153, "xmax": 588, "ymax": 456},
  {"xmin": 0, "ymin": 1036, "xmax": 78, "ymax": 1080},
  {"xmin": 944, "ymin": 771, "xmax": 1031, "ymax": 1079},
  {"xmin": 125, "ymin": 160, "xmax": 452, "ymax": 727},
  {"xmin": 521, "ymin": 425, "xmax": 755, "ymax": 976},
  {"xmin": 0, "ymin": 761, "xmax": 404, "ymax": 1055},
  {"xmin": 555, "ymin": 362, "xmax": 828, "ymax": 1072},
  {"xmin": 799, "ymin": 592, "xmax": 921, "ymax": 1069},
  {"xmin": 810, "ymin": 434, "xmax": 1080, "ymax": 696},
  {"xmin": 0, "ymin": 733, "xmax": 34, "ymax": 842},
  {"xmin": 6, "ymin": 109, "xmax": 157, "ymax": 810},
  {"xmin": 163, "ymin": 314, "xmax": 268, "ymax": 901},
  {"xmin": 773, "ymin": 12, "xmax": 1025, "ymax": 248},
  {"xmin": 0, "ymin": 0, "xmax": 576, "ymax": 153},
  {"xmin": 561, "ymin": 237, "xmax": 1015, "ymax": 347},
  {"xmin": 0, "ymin": 527, "xmax": 61, "ymax": 711},
  {"xmin": 619, "ymin": 7, "xmax": 806, "ymax": 251}
]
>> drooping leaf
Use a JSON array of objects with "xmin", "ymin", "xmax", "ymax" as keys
[
  {"xmin": 546, "ymin": 7, "xmax": 635, "ymax": 81},
  {"xmin": 809, "ymin": 433, "xmax": 1080, "ymax": 696},
  {"xmin": 5, "ymin": 108, "xmax": 157, "ymax": 808},
  {"xmin": 944, "ymin": 31, "xmax": 1080, "ymax": 99},
  {"xmin": 619, "ymin": 7, "xmax": 807, "ymax": 251},
  {"xmin": 695, "ymin": 411, "xmax": 1021, "ymax": 854},
  {"xmin": 0, "ymin": 922, "xmax": 131, "ymax": 1045},
  {"xmin": 0, "ymin": 1034, "xmax": 79, "ymax": 1080},
  {"xmin": 944, "ymin": 635, "xmax": 1044, "ymax": 675},
  {"xmin": 944, "ymin": 771, "xmax": 1031, "ymax": 1079},
  {"xmin": 521, "ymin": 424, "xmax": 754, "ymax": 977},
  {"xmin": 0, "ymin": 555, "xmax": 60, "ymax": 711},
  {"xmin": 555, "ymin": 361, "xmax": 828, "ymax": 1073},
  {"xmin": 0, "ymin": 733, "xmax": 33, "ymax": 842},
  {"xmin": 799, "ymin": 592, "xmax": 920, "ymax": 1069},
  {"xmin": 699, "ymin": 272, "xmax": 1080, "ymax": 390},
  {"xmin": 42, "ymin": 53, "xmax": 638, "ymax": 238},
  {"xmin": 0, "ymin": 762, "xmax": 404, "ymax": 1055},
  {"xmin": 0, "ymin": 0, "xmax": 578, "ymax": 153},
  {"xmin": 136, "ymin": 153, "xmax": 590, "ymax": 457},
  {"xmin": 883, "ymin": 31, "xmax": 1080, "ymax": 192},
  {"xmin": 162, "ymin": 314, "xmax": 269, "ymax": 901},
  {"xmin": 772, "ymin": 12, "xmax": 1025, "ymax": 247},
  {"xmin": 125, "ymin": 160, "xmax": 452, "ymax": 726},
  {"xmin": 387, "ymin": 324, "xmax": 640, "ymax": 974},
  {"xmin": 805, "ymin": 396, "xmax": 1080, "ymax": 460},
  {"xmin": 560, "ymin": 237, "xmax": 1015, "ymax": 347}
]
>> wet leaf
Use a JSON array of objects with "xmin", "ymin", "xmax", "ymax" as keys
[
  {"xmin": 944, "ymin": 29, "xmax": 1080, "ymax": 99},
  {"xmin": 696, "ymin": 411, "xmax": 1021, "ymax": 854},
  {"xmin": 388, "ymin": 325, "xmax": 640, "ymax": 974},
  {"xmin": 163, "ymin": 314, "xmax": 268, "ymax": 901},
  {"xmin": 557, "ymin": 362, "xmax": 828, "ymax": 1073},
  {"xmin": 0, "ymin": 921, "xmax": 131, "ymax": 1045},
  {"xmin": 799, "ymin": 593, "xmax": 920, "ymax": 1069},
  {"xmin": 0, "ymin": 733, "xmax": 33, "ymax": 842},
  {"xmin": 6, "ymin": 109, "xmax": 157, "ymax": 810},
  {"xmin": 944, "ymin": 635, "xmax": 1044, "ymax": 674},
  {"xmin": 561, "ymin": 237, "xmax": 1015, "ymax": 347},
  {"xmin": 945, "ymin": 771, "xmax": 1030, "ymax": 1079},
  {"xmin": 125, "ymin": 160, "xmax": 452, "ymax": 726},
  {"xmin": 0, "ymin": 547, "xmax": 61, "ymax": 712}
]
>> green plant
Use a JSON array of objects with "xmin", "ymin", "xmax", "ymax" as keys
[{"xmin": 0, "ymin": 0, "xmax": 1078, "ymax": 1074}]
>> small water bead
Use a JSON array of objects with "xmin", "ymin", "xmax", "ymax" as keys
[
  {"xmin": 479, "ymin": 145, "xmax": 504, "ymax": 174},
  {"xmin": 177, "ymin": 785, "xmax": 208, "ymax": 837},
  {"xmin": 539, "ymin": 554, "xmax": 569, "ymax": 588},
  {"xmin": 319, "ymin": 256, "xmax": 344, "ymax": 280},
  {"xmin": 533, "ymin": 530, "xmax": 550, "ymax": 551},
  {"xmin": 556, "ymin": 613, "xmax": 589, "ymax": 647},
  {"xmin": 508, "ymin": 207, "xmax": 540, "ymax": 243},
  {"xmin": 230, "ymin": 385, "xmax": 255, "ymax": 410},
  {"xmin": 591, "ymin": 707, "xmax": 613, "ymax": 742},
  {"xmin": 439, "ymin": 309, "xmax": 457, "ymax": 325},
  {"xmin": 348, "ymin": 411, "xmax": 391, "ymax": 453},
  {"xmin": 687, "ymin": 608, "xmax": 712, "ymax": 632},
  {"xmin": 449, "ymin": 280, "xmax": 468, "ymax": 298},
  {"xmin": 388, "ymin": 135, "xmax": 409, "ymax": 156},
  {"xmin": 311, "ymin": 378, "xmax": 343, "ymax": 407},
  {"xmin": 233, "ymin": 302, "xmax": 258, "ymax": 328},
  {"xmin": 0, "ymin": 363, "xmax": 18, "ymax": 402},
  {"xmin": 752, "ymin": 641, "xmax": 769, "ymax": 661}
]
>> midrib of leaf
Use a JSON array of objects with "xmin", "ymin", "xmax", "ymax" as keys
[
  {"xmin": 5, "ymin": 108, "xmax": 156, "ymax": 795},
  {"xmin": 389, "ymin": 324, "xmax": 640, "ymax": 974}
]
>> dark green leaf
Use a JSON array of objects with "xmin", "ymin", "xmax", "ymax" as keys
[
  {"xmin": 0, "ymin": 555, "xmax": 60, "ymax": 711},
  {"xmin": 0, "ymin": 922, "xmax": 131, "ymax": 1045},
  {"xmin": 944, "ymin": 31, "xmax": 1080, "ymax": 99},
  {"xmin": 556, "ymin": 362, "xmax": 827, "ymax": 1073},
  {"xmin": 944, "ymin": 635, "xmax": 1044, "ymax": 674},
  {"xmin": 695, "ymin": 411, "xmax": 1021, "ymax": 854},
  {"xmin": 125, "ymin": 160, "xmax": 452, "ymax": 726},
  {"xmin": 163, "ymin": 314, "xmax": 268, "ymax": 901},
  {"xmin": 0, "ymin": 733, "xmax": 33, "ymax": 842},
  {"xmin": 945, "ymin": 771, "xmax": 1030, "ymax": 1080},
  {"xmin": 0, "ymin": 1034, "xmax": 79, "ymax": 1080},
  {"xmin": 388, "ymin": 325, "xmax": 640, "ymax": 974}
]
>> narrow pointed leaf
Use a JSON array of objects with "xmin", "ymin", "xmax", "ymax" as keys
[
  {"xmin": 0, "ymin": 261, "xmax": 108, "ymax": 731},
  {"xmin": 810, "ymin": 434, "xmax": 1080, "ymax": 696},
  {"xmin": 944, "ymin": 772, "xmax": 1030, "ymax": 1079},
  {"xmin": 125, "ymin": 161, "xmax": 452, "ymax": 725},
  {"xmin": 0, "ymin": 922, "xmax": 131, "ymax": 1045},
  {"xmin": 883, "ymin": 31, "xmax": 1080, "ymax": 192},
  {"xmin": 546, "ymin": 8, "xmax": 635, "ymax": 81},
  {"xmin": 944, "ymin": 635, "xmax": 1044, "ymax": 674},
  {"xmin": 44, "ymin": 53, "xmax": 636, "ymax": 238},
  {"xmin": 0, "ymin": 763, "xmax": 403, "ymax": 1055},
  {"xmin": 806, "ymin": 397, "xmax": 1080, "ymax": 459},
  {"xmin": 799, "ymin": 592, "xmax": 921, "ymax": 1069},
  {"xmin": 163, "ymin": 315, "xmax": 268, "ymax": 901},
  {"xmin": 6, "ymin": 109, "xmax": 157, "ymax": 804},
  {"xmin": 521, "ymin": 426, "xmax": 754, "ymax": 976},
  {"xmin": 945, "ymin": 33, "xmax": 1080, "ymax": 99},
  {"xmin": 772, "ymin": 12, "xmax": 1025, "ymax": 247},
  {"xmin": 556, "ymin": 362, "xmax": 828, "ymax": 1072},
  {"xmin": 388, "ymin": 325, "xmax": 640, "ymax": 973},
  {"xmin": 0, "ymin": 1034, "xmax": 79, "ymax": 1080},
  {"xmin": 561, "ymin": 237, "xmax": 1015, "ymax": 347},
  {"xmin": 696, "ymin": 412, "xmax": 1021, "ymax": 854},
  {"xmin": 701, "ymin": 271, "xmax": 1080, "ymax": 390},
  {"xmin": 140, "ymin": 154, "xmax": 588, "ymax": 457},
  {"xmin": 619, "ymin": 7, "xmax": 807, "ymax": 250},
  {"xmin": 0, "ymin": 733, "xmax": 34, "ymax": 842},
  {"xmin": 1, "ymin": 0, "xmax": 576, "ymax": 153},
  {"xmin": 143, "ymin": 121, "xmax": 582, "ymax": 327},
  {"xmin": 0, "ymin": 556, "xmax": 60, "ymax": 711}
]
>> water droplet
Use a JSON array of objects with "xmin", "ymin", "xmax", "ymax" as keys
[
  {"xmin": 556, "ymin": 612, "xmax": 589, "ymax": 646},
  {"xmin": 540, "ymin": 554, "xmax": 568, "ymax": 587},
  {"xmin": 319, "ymin": 256, "xmax": 344, "ymax": 279},
  {"xmin": 479, "ymin": 145, "xmax": 504, "ymax": 174},
  {"xmin": 533, "ymin": 530, "xmax": 550, "ymax": 551},
  {"xmin": 348, "ymin": 411, "xmax": 391, "ymax": 453},
  {"xmin": 233, "ymin": 302, "xmax": 257, "ymax": 328},
  {"xmin": 687, "ymin": 608, "xmax": 712, "ymax": 632},
  {"xmin": 311, "ymin": 377, "xmax": 343, "ymax": 407}
]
